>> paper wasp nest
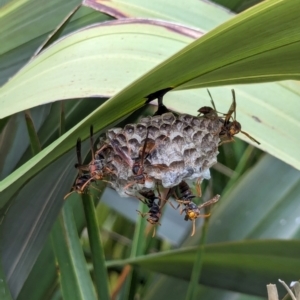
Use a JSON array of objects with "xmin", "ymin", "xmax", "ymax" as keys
[{"xmin": 99, "ymin": 112, "xmax": 222, "ymax": 197}]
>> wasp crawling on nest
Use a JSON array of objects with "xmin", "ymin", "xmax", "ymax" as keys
[
  {"xmin": 198, "ymin": 89, "xmax": 260, "ymax": 146},
  {"xmin": 64, "ymin": 138, "xmax": 94, "ymax": 199},
  {"xmin": 135, "ymin": 188, "xmax": 162, "ymax": 237},
  {"xmin": 173, "ymin": 180, "xmax": 220, "ymax": 236},
  {"xmin": 64, "ymin": 126, "xmax": 113, "ymax": 199}
]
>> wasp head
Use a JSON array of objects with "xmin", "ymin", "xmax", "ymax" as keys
[{"xmin": 228, "ymin": 120, "xmax": 241, "ymax": 136}]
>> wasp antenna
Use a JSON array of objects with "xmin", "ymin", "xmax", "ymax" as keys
[
  {"xmin": 240, "ymin": 130, "xmax": 261, "ymax": 145},
  {"xmin": 231, "ymin": 89, "xmax": 236, "ymax": 121},
  {"xmin": 206, "ymin": 89, "xmax": 217, "ymax": 111},
  {"xmin": 191, "ymin": 220, "xmax": 196, "ymax": 236},
  {"xmin": 80, "ymin": 176, "xmax": 94, "ymax": 192},
  {"xmin": 64, "ymin": 191, "xmax": 74, "ymax": 200}
]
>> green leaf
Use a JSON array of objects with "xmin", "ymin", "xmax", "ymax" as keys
[
  {"xmin": 1, "ymin": 148, "xmax": 78, "ymax": 297},
  {"xmin": 206, "ymin": 154, "xmax": 300, "ymax": 243},
  {"xmin": 120, "ymin": 200, "xmax": 148, "ymax": 299},
  {"xmin": 83, "ymin": 0, "xmax": 300, "ymax": 87},
  {"xmin": 53, "ymin": 200, "xmax": 97, "ymax": 300},
  {"xmin": 24, "ymin": 110, "xmax": 42, "ymax": 155},
  {"xmin": 108, "ymin": 240, "xmax": 300, "ymax": 297},
  {"xmin": 185, "ymin": 220, "xmax": 209, "ymax": 300},
  {"xmin": 81, "ymin": 194, "xmax": 110, "ymax": 299},
  {"xmin": 83, "ymin": 0, "xmax": 232, "ymax": 31},
  {"xmin": 0, "ymin": 3, "xmax": 110, "ymax": 85},
  {"xmin": 0, "ymin": 20, "xmax": 197, "ymax": 118},
  {"xmin": 0, "ymin": 260, "xmax": 13, "ymax": 300},
  {"xmin": 17, "ymin": 239, "xmax": 57, "ymax": 300}
]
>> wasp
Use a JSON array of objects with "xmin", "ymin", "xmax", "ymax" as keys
[
  {"xmin": 64, "ymin": 138, "xmax": 94, "ymax": 199},
  {"xmin": 111, "ymin": 130, "xmax": 157, "ymax": 190},
  {"xmin": 175, "ymin": 180, "xmax": 220, "ymax": 236},
  {"xmin": 79, "ymin": 126, "xmax": 112, "ymax": 191},
  {"xmin": 136, "ymin": 189, "xmax": 162, "ymax": 237},
  {"xmin": 198, "ymin": 90, "xmax": 260, "ymax": 146},
  {"xmin": 65, "ymin": 126, "xmax": 111, "ymax": 198},
  {"xmin": 219, "ymin": 90, "xmax": 260, "ymax": 145}
]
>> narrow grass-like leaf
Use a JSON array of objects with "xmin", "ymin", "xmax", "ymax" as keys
[
  {"xmin": 130, "ymin": 201, "xmax": 148, "ymax": 257},
  {"xmin": 51, "ymin": 217, "xmax": 82, "ymax": 299},
  {"xmin": 107, "ymin": 240, "xmax": 300, "ymax": 297},
  {"xmin": 81, "ymin": 194, "xmax": 110, "ymax": 299},
  {"xmin": 61, "ymin": 200, "xmax": 97, "ymax": 300},
  {"xmin": 120, "ymin": 200, "xmax": 148, "ymax": 299},
  {"xmin": 185, "ymin": 220, "xmax": 209, "ymax": 300},
  {"xmin": 24, "ymin": 110, "xmax": 42, "ymax": 155},
  {"xmin": 34, "ymin": 4, "xmax": 81, "ymax": 56},
  {"xmin": 59, "ymin": 102, "xmax": 66, "ymax": 136}
]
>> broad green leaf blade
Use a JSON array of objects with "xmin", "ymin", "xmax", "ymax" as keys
[
  {"xmin": 84, "ymin": 0, "xmax": 300, "ymax": 89},
  {"xmin": 108, "ymin": 240, "xmax": 300, "ymax": 297},
  {"xmin": 17, "ymin": 239, "xmax": 57, "ymax": 300},
  {"xmin": 83, "ymin": 0, "xmax": 232, "ymax": 31},
  {"xmin": 0, "ymin": 261, "xmax": 12, "ymax": 300},
  {"xmin": 206, "ymin": 154, "xmax": 300, "ymax": 243},
  {"xmin": 0, "ymin": 148, "xmax": 77, "ymax": 297},
  {"xmin": 0, "ymin": 20, "xmax": 198, "ymax": 118}
]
